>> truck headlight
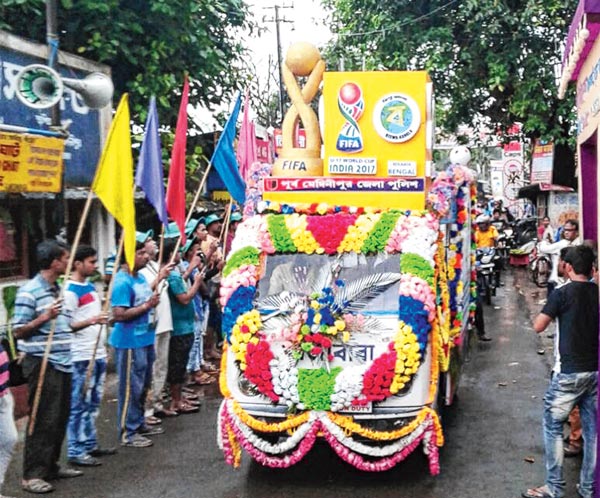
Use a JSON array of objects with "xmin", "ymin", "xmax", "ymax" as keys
[{"xmin": 238, "ymin": 377, "xmax": 260, "ymax": 397}]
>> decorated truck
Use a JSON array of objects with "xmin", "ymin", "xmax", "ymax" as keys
[{"xmin": 217, "ymin": 43, "xmax": 476, "ymax": 473}]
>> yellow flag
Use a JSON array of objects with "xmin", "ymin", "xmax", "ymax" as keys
[{"xmin": 91, "ymin": 94, "xmax": 136, "ymax": 270}]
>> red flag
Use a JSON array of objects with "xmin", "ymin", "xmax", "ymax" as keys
[{"xmin": 166, "ymin": 75, "xmax": 189, "ymax": 243}]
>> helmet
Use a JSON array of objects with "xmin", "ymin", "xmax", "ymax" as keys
[{"xmin": 475, "ymin": 214, "xmax": 490, "ymax": 224}]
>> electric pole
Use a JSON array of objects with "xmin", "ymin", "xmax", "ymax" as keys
[
  {"xmin": 263, "ymin": 4, "xmax": 293, "ymax": 124},
  {"xmin": 46, "ymin": 0, "xmax": 60, "ymax": 128}
]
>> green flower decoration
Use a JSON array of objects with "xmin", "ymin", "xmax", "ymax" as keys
[
  {"xmin": 297, "ymin": 367, "xmax": 342, "ymax": 411},
  {"xmin": 222, "ymin": 246, "xmax": 261, "ymax": 277},
  {"xmin": 400, "ymin": 253, "xmax": 434, "ymax": 286},
  {"xmin": 361, "ymin": 210, "xmax": 402, "ymax": 254},
  {"xmin": 267, "ymin": 214, "xmax": 297, "ymax": 253}
]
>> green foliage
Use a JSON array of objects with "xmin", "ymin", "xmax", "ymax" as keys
[
  {"xmin": 323, "ymin": 0, "xmax": 578, "ymax": 147},
  {"xmin": 0, "ymin": 0, "xmax": 255, "ymax": 125}
]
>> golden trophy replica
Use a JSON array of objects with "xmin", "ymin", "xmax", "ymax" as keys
[{"xmin": 272, "ymin": 42, "xmax": 325, "ymax": 177}]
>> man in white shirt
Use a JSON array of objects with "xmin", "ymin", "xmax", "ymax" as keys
[
  {"xmin": 137, "ymin": 230, "xmax": 175, "ymax": 420},
  {"xmin": 64, "ymin": 245, "xmax": 113, "ymax": 467},
  {"xmin": 539, "ymin": 219, "xmax": 580, "ymax": 297}
]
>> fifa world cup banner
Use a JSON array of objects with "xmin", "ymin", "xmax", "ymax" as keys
[
  {"xmin": 0, "ymin": 132, "xmax": 65, "ymax": 193},
  {"xmin": 323, "ymin": 71, "xmax": 433, "ymax": 182}
]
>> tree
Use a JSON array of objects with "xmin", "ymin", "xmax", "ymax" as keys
[
  {"xmin": 0, "ymin": 0, "xmax": 256, "ymax": 125},
  {"xmin": 323, "ymin": 0, "xmax": 578, "ymax": 147}
]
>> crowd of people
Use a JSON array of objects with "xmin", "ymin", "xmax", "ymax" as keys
[{"xmin": 0, "ymin": 210, "xmax": 240, "ymax": 496}]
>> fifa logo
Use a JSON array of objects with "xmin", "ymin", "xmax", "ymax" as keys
[{"xmin": 336, "ymin": 82, "xmax": 364, "ymax": 153}]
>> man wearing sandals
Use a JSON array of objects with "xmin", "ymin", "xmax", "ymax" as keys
[
  {"xmin": 12, "ymin": 240, "xmax": 81, "ymax": 494},
  {"xmin": 523, "ymin": 245, "xmax": 598, "ymax": 498},
  {"xmin": 110, "ymin": 239, "xmax": 171, "ymax": 448},
  {"xmin": 164, "ymin": 238, "xmax": 203, "ymax": 414},
  {"xmin": 64, "ymin": 245, "xmax": 115, "ymax": 467}
]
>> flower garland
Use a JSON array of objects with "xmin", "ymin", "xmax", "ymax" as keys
[
  {"xmin": 222, "ymin": 247, "xmax": 261, "ymax": 278},
  {"xmin": 222, "ymin": 286, "xmax": 256, "ymax": 340},
  {"xmin": 361, "ymin": 210, "xmax": 401, "ymax": 254},
  {"xmin": 218, "ymin": 201, "xmax": 462, "ymax": 473},
  {"xmin": 219, "ymin": 399, "xmax": 443, "ymax": 474}
]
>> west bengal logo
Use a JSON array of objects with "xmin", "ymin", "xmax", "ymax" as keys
[{"xmin": 372, "ymin": 93, "xmax": 421, "ymax": 143}]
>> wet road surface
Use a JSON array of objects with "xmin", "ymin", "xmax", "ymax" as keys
[{"xmin": 3, "ymin": 268, "xmax": 584, "ymax": 498}]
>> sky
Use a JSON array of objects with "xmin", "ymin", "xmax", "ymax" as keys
[
  {"xmin": 190, "ymin": 0, "xmax": 332, "ymax": 131},
  {"xmin": 246, "ymin": 0, "xmax": 333, "ymax": 74}
]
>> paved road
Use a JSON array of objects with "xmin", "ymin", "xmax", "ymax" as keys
[{"xmin": 3, "ymin": 268, "xmax": 584, "ymax": 498}]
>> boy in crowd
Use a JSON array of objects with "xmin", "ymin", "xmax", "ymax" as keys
[{"xmin": 64, "ymin": 245, "xmax": 115, "ymax": 467}]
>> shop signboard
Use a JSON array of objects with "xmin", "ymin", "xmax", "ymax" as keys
[
  {"xmin": 0, "ymin": 131, "xmax": 64, "ymax": 193},
  {"xmin": 531, "ymin": 140, "xmax": 554, "ymax": 184},
  {"xmin": 0, "ymin": 32, "xmax": 109, "ymax": 187}
]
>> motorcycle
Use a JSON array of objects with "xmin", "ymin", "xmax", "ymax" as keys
[
  {"xmin": 476, "ymin": 247, "xmax": 501, "ymax": 305},
  {"xmin": 494, "ymin": 224, "xmax": 514, "ymax": 268},
  {"xmin": 511, "ymin": 217, "xmax": 538, "ymax": 246},
  {"xmin": 529, "ymin": 243, "xmax": 552, "ymax": 287}
]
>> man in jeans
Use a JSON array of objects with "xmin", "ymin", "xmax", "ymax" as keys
[
  {"xmin": 12, "ymin": 240, "xmax": 81, "ymax": 494},
  {"xmin": 64, "ymin": 245, "xmax": 115, "ymax": 467},
  {"xmin": 522, "ymin": 245, "xmax": 598, "ymax": 498},
  {"xmin": 110, "ymin": 239, "xmax": 169, "ymax": 448}
]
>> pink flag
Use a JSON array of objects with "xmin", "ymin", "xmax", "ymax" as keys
[
  {"xmin": 166, "ymin": 75, "xmax": 189, "ymax": 243},
  {"xmin": 236, "ymin": 92, "xmax": 257, "ymax": 182}
]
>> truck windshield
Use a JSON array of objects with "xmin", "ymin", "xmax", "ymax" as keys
[{"xmin": 257, "ymin": 253, "xmax": 401, "ymax": 316}]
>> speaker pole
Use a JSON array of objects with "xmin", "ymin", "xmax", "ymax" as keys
[
  {"xmin": 46, "ymin": 0, "xmax": 60, "ymax": 128},
  {"xmin": 46, "ymin": 0, "xmax": 68, "ymax": 240}
]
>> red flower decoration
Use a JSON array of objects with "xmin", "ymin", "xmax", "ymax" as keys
[
  {"xmin": 305, "ymin": 214, "xmax": 358, "ymax": 254},
  {"xmin": 356, "ymin": 349, "xmax": 397, "ymax": 404},
  {"xmin": 244, "ymin": 341, "xmax": 279, "ymax": 402}
]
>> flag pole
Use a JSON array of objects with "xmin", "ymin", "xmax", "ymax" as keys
[
  {"xmin": 28, "ymin": 190, "xmax": 95, "ymax": 435},
  {"xmin": 220, "ymin": 198, "xmax": 233, "ymax": 244}
]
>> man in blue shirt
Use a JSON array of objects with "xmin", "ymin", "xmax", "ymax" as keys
[
  {"xmin": 110, "ymin": 239, "xmax": 169, "ymax": 448},
  {"xmin": 13, "ymin": 240, "xmax": 81, "ymax": 494}
]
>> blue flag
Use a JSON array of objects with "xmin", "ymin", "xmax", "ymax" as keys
[
  {"xmin": 135, "ymin": 97, "xmax": 169, "ymax": 226},
  {"xmin": 211, "ymin": 94, "xmax": 245, "ymax": 204}
]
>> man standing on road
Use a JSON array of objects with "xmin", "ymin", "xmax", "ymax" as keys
[
  {"xmin": 12, "ymin": 240, "xmax": 83, "ymax": 495},
  {"xmin": 539, "ymin": 219, "xmax": 580, "ymax": 297},
  {"xmin": 64, "ymin": 245, "xmax": 115, "ymax": 467},
  {"xmin": 110, "ymin": 240, "xmax": 169, "ymax": 448},
  {"xmin": 523, "ymin": 245, "xmax": 598, "ymax": 498}
]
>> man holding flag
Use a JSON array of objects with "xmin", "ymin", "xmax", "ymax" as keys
[{"xmin": 110, "ymin": 240, "xmax": 168, "ymax": 448}]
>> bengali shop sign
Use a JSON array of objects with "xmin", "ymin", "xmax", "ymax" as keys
[{"xmin": 0, "ymin": 132, "xmax": 64, "ymax": 193}]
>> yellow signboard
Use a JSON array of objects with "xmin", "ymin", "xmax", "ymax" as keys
[
  {"xmin": 323, "ymin": 71, "xmax": 432, "ymax": 180},
  {"xmin": 0, "ymin": 132, "xmax": 64, "ymax": 193}
]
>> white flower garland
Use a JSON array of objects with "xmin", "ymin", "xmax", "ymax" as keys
[
  {"xmin": 230, "ymin": 406, "xmax": 317, "ymax": 455},
  {"xmin": 320, "ymin": 414, "xmax": 428, "ymax": 457}
]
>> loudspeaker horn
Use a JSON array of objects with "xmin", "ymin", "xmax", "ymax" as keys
[
  {"xmin": 15, "ymin": 64, "xmax": 114, "ymax": 110},
  {"xmin": 15, "ymin": 64, "xmax": 63, "ymax": 109},
  {"xmin": 63, "ymin": 73, "xmax": 114, "ymax": 109}
]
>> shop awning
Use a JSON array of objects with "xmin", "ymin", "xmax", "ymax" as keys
[
  {"xmin": 517, "ymin": 183, "xmax": 575, "ymax": 202},
  {"xmin": 558, "ymin": 0, "xmax": 600, "ymax": 97}
]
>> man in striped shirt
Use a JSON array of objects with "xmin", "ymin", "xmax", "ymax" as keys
[{"xmin": 12, "ymin": 240, "xmax": 82, "ymax": 494}]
